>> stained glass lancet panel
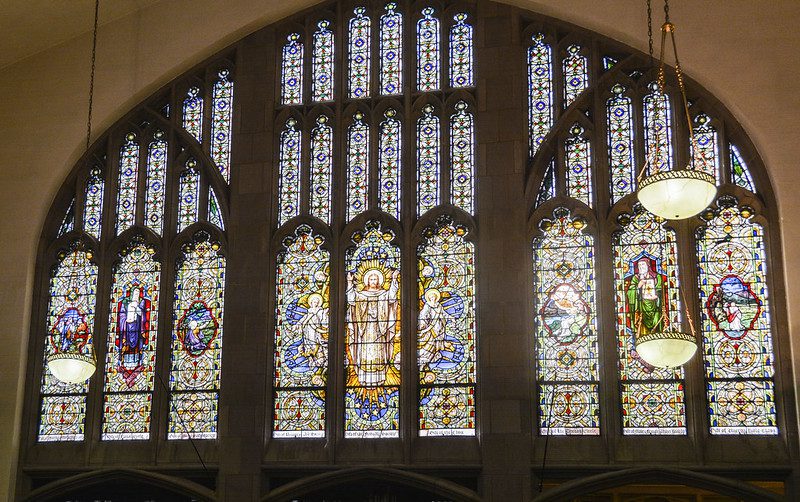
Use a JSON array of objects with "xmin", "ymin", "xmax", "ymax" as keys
[
  {"xmin": 116, "ymin": 134, "xmax": 140, "ymax": 235},
  {"xmin": 58, "ymin": 200, "xmax": 75, "ymax": 238},
  {"xmin": 607, "ymin": 84, "xmax": 635, "ymax": 204},
  {"xmin": 449, "ymin": 13, "xmax": 473, "ymax": 88},
  {"xmin": 418, "ymin": 217, "xmax": 476, "ymax": 436},
  {"xmin": 730, "ymin": 144, "xmax": 756, "ymax": 192},
  {"xmin": 102, "ymin": 242, "xmax": 160, "ymax": 440},
  {"xmin": 697, "ymin": 198, "xmax": 777, "ymax": 434},
  {"xmin": 416, "ymin": 8, "xmax": 440, "ymax": 92},
  {"xmin": 281, "ymin": 33, "xmax": 304, "ymax": 105},
  {"xmin": 211, "ymin": 69, "xmax": 234, "ymax": 183},
  {"xmin": 565, "ymin": 124, "xmax": 593, "ymax": 207},
  {"xmin": 643, "ymin": 83, "xmax": 674, "ymax": 175},
  {"xmin": 450, "ymin": 101, "xmax": 474, "ymax": 214},
  {"xmin": 208, "ymin": 188, "xmax": 224, "ymax": 231},
  {"xmin": 344, "ymin": 222, "xmax": 401, "ymax": 438},
  {"xmin": 379, "ymin": 3, "xmax": 403, "ymax": 96},
  {"xmin": 348, "ymin": 7, "xmax": 371, "ymax": 99},
  {"xmin": 563, "ymin": 45, "xmax": 588, "ymax": 108},
  {"xmin": 177, "ymin": 161, "xmax": 200, "ymax": 233},
  {"xmin": 533, "ymin": 209, "xmax": 599, "ymax": 435},
  {"xmin": 310, "ymin": 115, "xmax": 333, "ymax": 224},
  {"xmin": 417, "ymin": 104, "xmax": 440, "ymax": 216},
  {"xmin": 691, "ymin": 114, "xmax": 719, "ymax": 182},
  {"xmin": 346, "ymin": 112, "xmax": 369, "ymax": 221},
  {"xmin": 528, "ymin": 34, "xmax": 553, "ymax": 157},
  {"xmin": 312, "ymin": 21, "xmax": 334, "ymax": 102},
  {"xmin": 273, "ymin": 226, "xmax": 330, "ymax": 437},
  {"xmin": 83, "ymin": 167, "xmax": 104, "ymax": 240},
  {"xmin": 38, "ymin": 248, "xmax": 98, "ymax": 442},
  {"xmin": 144, "ymin": 134, "xmax": 168, "ymax": 236},
  {"xmin": 182, "ymin": 86, "xmax": 203, "ymax": 143},
  {"xmin": 613, "ymin": 207, "xmax": 686, "ymax": 435},
  {"xmin": 378, "ymin": 109, "xmax": 401, "ymax": 219},
  {"xmin": 278, "ymin": 118, "xmax": 302, "ymax": 227},
  {"xmin": 168, "ymin": 235, "xmax": 226, "ymax": 439}
]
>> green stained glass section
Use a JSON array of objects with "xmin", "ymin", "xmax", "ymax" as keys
[
  {"xmin": 730, "ymin": 144, "xmax": 755, "ymax": 192},
  {"xmin": 614, "ymin": 206, "xmax": 686, "ymax": 435},
  {"xmin": 535, "ymin": 158, "xmax": 556, "ymax": 208},
  {"xmin": 697, "ymin": 199, "xmax": 777, "ymax": 434},
  {"xmin": 344, "ymin": 221, "xmax": 401, "ymax": 437},
  {"xmin": 168, "ymin": 235, "xmax": 226, "ymax": 439},
  {"xmin": 418, "ymin": 217, "xmax": 476, "ymax": 436},
  {"xmin": 208, "ymin": 188, "xmax": 224, "ymax": 230},
  {"xmin": 533, "ymin": 208, "xmax": 599, "ymax": 435},
  {"xmin": 273, "ymin": 225, "xmax": 330, "ymax": 437}
]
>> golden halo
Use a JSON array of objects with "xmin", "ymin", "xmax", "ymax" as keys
[{"xmin": 353, "ymin": 259, "xmax": 395, "ymax": 290}]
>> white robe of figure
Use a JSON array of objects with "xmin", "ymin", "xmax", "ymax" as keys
[
  {"xmin": 346, "ymin": 276, "xmax": 399, "ymax": 386},
  {"xmin": 299, "ymin": 305, "xmax": 329, "ymax": 367},
  {"xmin": 418, "ymin": 301, "xmax": 447, "ymax": 366}
]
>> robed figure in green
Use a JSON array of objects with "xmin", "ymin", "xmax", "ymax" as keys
[{"xmin": 626, "ymin": 256, "xmax": 669, "ymax": 335}]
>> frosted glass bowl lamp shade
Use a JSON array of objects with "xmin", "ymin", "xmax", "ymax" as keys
[
  {"xmin": 636, "ymin": 331, "xmax": 697, "ymax": 368},
  {"xmin": 47, "ymin": 352, "xmax": 96, "ymax": 384},
  {"xmin": 638, "ymin": 168, "xmax": 717, "ymax": 220}
]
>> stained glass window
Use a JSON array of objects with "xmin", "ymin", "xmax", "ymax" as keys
[
  {"xmin": 211, "ymin": 69, "xmax": 234, "ymax": 183},
  {"xmin": 344, "ymin": 221, "xmax": 401, "ymax": 438},
  {"xmin": 533, "ymin": 208, "xmax": 599, "ymax": 435},
  {"xmin": 310, "ymin": 115, "xmax": 333, "ymax": 224},
  {"xmin": 416, "ymin": 8, "xmax": 440, "ymax": 91},
  {"xmin": 536, "ymin": 158, "xmax": 556, "ymax": 208},
  {"xmin": 528, "ymin": 34, "xmax": 553, "ymax": 157},
  {"xmin": 643, "ymin": 82, "xmax": 673, "ymax": 175},
  {"xmin": 691, "ymin": 114, "xmax": 719, "ymax": 182},
  {"xmin": 563, "ymin": 45, "xmax": 588, "ymax": 108},
  {"xmin": 273, "ymin": 225, "xmax": 330, "ymax": 437},
  {"xmin": 208, "ymin": 188, "xmax": 224, "ymax": 230},
  {"xmin": 38, "ymin": 248, "xmax": 98, "ymax": 442},
  {"xmin": 281, "ymin": 33, "xmax": 303, "ymax": 105},
  {"xmin": 346, "ymin": 111, "xmax": 369, "ymax": 221},
  {"xmin": 312, "ymin": 21, "xmax": 334, "ymax": 102},
  {"xmin": 102, "ymin": 242, "xmax": 160, "ymax": 440},
  {"xmin": 278, "ymin": 118, "xmax": 302, "ymax": 226},
  {"xmin": 59, "ymin": 199, "xmax": 75, "ymax": 237},
  {"xmin": 348, "ymin": 7, "xmax": 371, "ymax": 99},
  {"xmin": 177, "ymin": 161, "xmax": 200, "ymax": 233},
  {"xmin": 450, "ymin": 101, "xmax": 474, "ymax": 214},
  {"xmin": 83, "ymin": 167, "xmax": 104, "ymax": 240},
  {"xmin": 613, "ymin": 206, "xmax": 686, "ymax": 435},
  {"xmin": 116, "ymin": 134, "xmax": 139, "ymax": 235},
  {"xmin": 449, "ymin": 13, "xmax": 473, "ymax": 88},
  {"xmin": 144, "ymin": 134, "xmax": 168, "ymax": 236},
  {"xmin": 565, "ymin": 124, "xmax": 592, "ymax": 207},
  {"xmin": 182, "ymin": 86, "xmax": 203, "ymax": 142},
  {"xmin": 168, "ymin": 234, "xmax": 226, "ymax": 439},
  {"xmin": 379, "ymin": 3, "xmax": 403, "ymax": 95},
  {"xmin": 378, "ymin": 108, "xmax": 401, "ymax": 219},
  {"xmin": 417, "ymin": 104, "xmax": 440, "ymax": 216},
  {"xmin": 602, "ymin": 56, "xmax": 618, "ymax": 71},
  {"xmin": 730, "ymin": 144, "xmax": 755, "ymax": 192},
  {"xmin": 418, "ymin": 217, "xmax": 476, "ymax": 436},
  {"xmin": 607, "ymin": 84, "xmax": 635, "ymax": 204},
  {"xmin": 697, "ymin": 198, "xmax": 777, "ymax": 434}
]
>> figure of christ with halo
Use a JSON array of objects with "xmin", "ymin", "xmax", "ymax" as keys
[{"xmin": 345, "ymin": 264, "xmax": 401, "ymax": 389}]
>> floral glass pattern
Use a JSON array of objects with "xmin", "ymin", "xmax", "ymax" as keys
[
  {"xmin": 144, "ymin": 135, "xmax": 168, "ymax": 236},
  {"xmin": 312, "ymin": 21, "xmax": 334, "ymax": 102},
  {"xmin": 379, "ymin": 109, "xmax": 401, "ymax": 219},
  {"xmin": 449, "ymin": 101, "xmax": 474, "ymax": 214},
  {"xmin": 730, "ymin": 145, "xmax": 755, "ymax": 193},
  {"xmin": 607, "ymin": 84, "xmax": 635, "ymax": 204},
  {"xmin": 182, "ymin": 86, "xmax": 203, "ymax": 142},
  {"xmin": 691, "ymin": 114, "xmax": 719, "ymax": 182},
  {"xmin": 417, "ymin": 104, "xmax": 440, "ymax": 216},
  {"xmin": 281, "ymin": 33, "xmax": 303, "ymax": 105},
  {"xmin": 278, "ymin": 118, "xmax": 302, "ymax": 226},
  {"xmin": 310, "ymin": 115, "xmax": 333, "ymax": 224},
  {"xmin": 116, "ymin": 134, "xmax": 140, "ymax": 235},
  {"xmin": 347, "ymin": 111, "xmax": 369, "ymax": 221},
  {"xmin": 177, "ymin": 161, "xmax": 200, "ymax": 232},
  {"xmin": 643, "ymin": 82, "xmax": 673, "ymax": 175},
  {"xmin": 528, "ymin": 34, "xmax": 553, "ymax": 157},
  {"xmin": 211, "ymin": 69, "xmax": 234, "ymax": 183},
  {"xmin": 416, "ymin": 8, "xmax": 440, "ymax": 91},
  {"xmin": 379, "ymin": 3, "xmax": 403, "ymax": 95},
  {"xmin": 348, "ymin": 7, "xmax": 371, "ymax": 99},
  {"xmin": 562, "ymin": 45, "xmax": 588, "ymax": 108},
  {"xmin": 449, "ymin": 13, "xmax": 473, "ymax": 88},
  {"xmin": 565, "ymin": 124, "xmax": 592, "ymax": 207},
  {"xmin": 83, "ymin": 167, "xmax": 104, "ymax": 240}
]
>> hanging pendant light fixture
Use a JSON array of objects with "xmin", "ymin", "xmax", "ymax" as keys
[
  {"xmin": 47, "ymin": 0, "xmax": 101, "ymax": 385},
  {"xmin": 636, "ymin": 277, "xmax": 698, "ymax": 369},
  {"xmin": 636, "ymin": 0, "xmax": 716, "ymax": 220}
]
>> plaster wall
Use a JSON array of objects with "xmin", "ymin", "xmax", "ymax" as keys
[{"xmin": 1, "ymin": 0, "xmax": 799, "ymax": 498}]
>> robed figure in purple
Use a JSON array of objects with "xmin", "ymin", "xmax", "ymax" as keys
[{"xmin": 116, "ymin": 287, "xmax": 151, "ymax": 382}]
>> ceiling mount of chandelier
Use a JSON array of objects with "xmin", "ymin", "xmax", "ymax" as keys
[{"xmin": 636, "ymin": 0, "xmax": 716, "ymax": 221}]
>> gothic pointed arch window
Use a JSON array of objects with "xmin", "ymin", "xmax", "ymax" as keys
[
  {"xmin": 33, "ymin": 61, "xmax": 233, "ymax": 444},
  {"xmin": 525, "ymin": 22, "xmax": 788, "ymax": 442},
  {"xmin": 271, "ymin": 3, "xmax": 477, "ymax": 440}
]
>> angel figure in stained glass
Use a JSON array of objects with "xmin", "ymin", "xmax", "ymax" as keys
[
  {"xmin": 626, "ymin": 256, "xmax": 668, "ymax": 336},
  {"xmin": 298, "ymin": 292, "xmax": 329, "ymax": 370},
  {"xmin": 346, "ymin": 263, "xmax": 401, "ymax": 387},
  {"xmin": 116, "ymin": 286, "xmax": 150, "ymax": 376},
  {"xmin": 418, "ymin": 288, "xmax": 451, "ymax": 366}
]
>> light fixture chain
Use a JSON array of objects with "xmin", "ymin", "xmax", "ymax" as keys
[
  {"xmin": 86, "ymin": 0, "xmax": 99, "ymax": 153},
  {"xmin": 647, "ymin": 0, "xmax": 654, "ymax": 62}
]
